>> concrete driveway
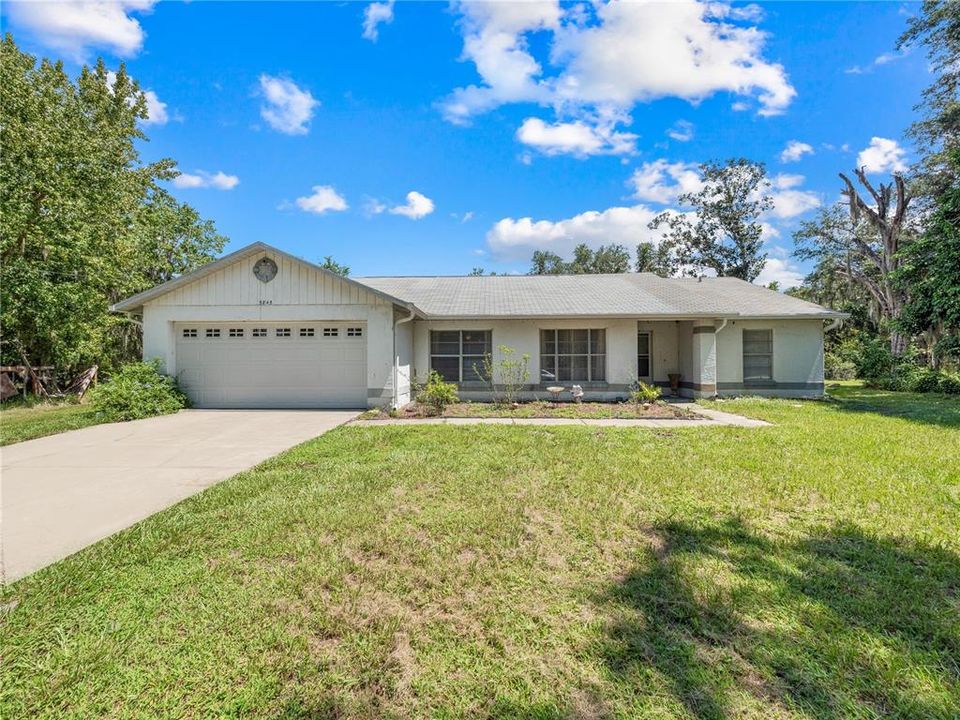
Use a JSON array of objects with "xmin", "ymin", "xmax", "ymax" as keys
[{"xmin": 1, "ymin": 409, "xmax": 357, "ymax": 583}]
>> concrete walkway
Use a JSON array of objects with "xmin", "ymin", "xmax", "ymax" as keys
[
  {"xmin": 1, "ymin": 409, "xmax": 356, "ymax": 583},
  {"xmin": 357, "ymin": 404, "xmax": 770, "ymax": 428}
]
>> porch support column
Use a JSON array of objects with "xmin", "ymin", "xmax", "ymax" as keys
[{"xmin": 690, "ymin": 320, "xmax": 717, "ymax": 398}]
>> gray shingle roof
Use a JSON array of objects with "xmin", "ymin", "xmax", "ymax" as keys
[{"xmin": 355, "ymin": 273, "xmax": 845, "ymax": 319}]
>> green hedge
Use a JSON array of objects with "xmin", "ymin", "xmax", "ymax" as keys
[{"xmin": 866, "ymin": 367, "xmax": 960, "ymax": 395}]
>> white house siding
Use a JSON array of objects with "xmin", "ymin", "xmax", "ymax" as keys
[
  {"xmin": 394, "ymin": 311, "xmax": 414, "ymax": 406},
  {"xmin": 716, "ymin": 319, "xmax": 825, "ymax": 397},
  {"xmin": 141, "ymin": 249, "xmax": 397, "ymax": 408},
  {"xmin": 412, "ymin": 318, "xmax": 693, "ymax": 402}
]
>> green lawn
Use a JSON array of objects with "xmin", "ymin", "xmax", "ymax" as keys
[
  {"xmin": 2, "ymin": 385, "xmax": 958, "ymax": 718},
  {"xmin": 0, "ymin": 399, "xmax": 102, "ymax": 446}
]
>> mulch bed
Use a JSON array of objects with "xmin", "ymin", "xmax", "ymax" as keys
[{"xmin": 368, "ymin": 401, "xmax": 697, "ymax": 420}]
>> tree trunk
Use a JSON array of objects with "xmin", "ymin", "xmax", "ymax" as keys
[{"xmin": 890, "ymin": 330, "xmax": 908, "ymax": 358}]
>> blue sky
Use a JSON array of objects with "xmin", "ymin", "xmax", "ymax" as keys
[{"xmin": 2, "ymin": 1, "xmax": 926, "ymax": 286}]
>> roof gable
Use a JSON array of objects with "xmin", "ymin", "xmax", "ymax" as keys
[{"xmin": 112, "ymin": 242, "xmax": 415, "ymax": 313}]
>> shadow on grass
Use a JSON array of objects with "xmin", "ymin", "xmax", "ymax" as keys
[
  {"xmin": 824, "ymin": 383, "xmax": 960, "ymax": 429},
  {"xmin": 596, "ymin": 518, "xmax": 960, "ymax": 719}
]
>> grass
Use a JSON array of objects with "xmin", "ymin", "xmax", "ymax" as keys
[
  {"xmin": 364, "ymin": 400, "xmax": 694, "ymax": 420},
  {"xmin": 0, "ymin": 399, "xmax": 102, "ymax": 446},
  {"xmin": 2, "ymin": 383, "xmax": 958, "ymax": 718}
]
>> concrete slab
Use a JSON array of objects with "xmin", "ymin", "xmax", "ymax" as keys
[{"xmin": 1, "ymin": 409, "xmax": 356, "ymax": 583}]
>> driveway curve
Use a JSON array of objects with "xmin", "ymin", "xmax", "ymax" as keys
[{"xmin": 1, "ymin": 409, "xmax": 356, "ymax": 583}]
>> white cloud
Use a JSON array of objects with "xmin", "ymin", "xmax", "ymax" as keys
[
  {"xmin": 666, "ymin": 120, "xmax": 695, "ymax": 142},
  {"xmin": 780, "ymin": 140, "xmax": 814, "ymax": 163},
  {"xmin": 173, "ymin": 170, "xmax": 239, "ymax": 190},
  {"xmin": 258, "ymin": 75, "xmax": 319, "ymax": 135},
  {"xmin": 516, "ymin": 116, "xmax": 636, "ymax": 157},
  {"xmin": 362, "ymin": 0, "xmax": 394, "ymax": 42},
  {"xmin": 295, "ymin": 185, "xmax": 348, "ymax": 214},
  {"xmin": 486, "ymin": 204, "xmax": 666, "ymax": 261},
  {"xmin": 845, "ymin": 48, "xmax": 909, "ymax": 75},
  {"xmin": 5, "ymin": 0, "xmax": 156, "ymax": 59},
  {"xmin": 857, "ymin": 137, "xmax": 909, "ymax": 174},
  {"xmin": 389, "ymin": 191, "xmax": 435, "ymax": 220},
  {"xmin": 630, "ymin": 160, "xmax": 703, "ymax": 204},
  {"xmin": 443, "ymin": 0, "xmax": 794, "ymax": 124},
  {"xmin": 141, "ymin": 89, "xmax": 168, "ymax": 125},
  {"xmin": 767, "ymin": 173, "xmax": 821, "ymax": 219},
  {"xmin": 755, "ymin": 256, "xmax": 805, "ymax": 289}
]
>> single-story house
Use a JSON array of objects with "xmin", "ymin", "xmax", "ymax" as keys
[{"xmin": 112, "ymin": 241, "xmax": 846, "ymax": 409}]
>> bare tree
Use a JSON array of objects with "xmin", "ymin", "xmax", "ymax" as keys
[{"xmin": 838, "ymin": 169, "xmax": 913, "ymax": 355}]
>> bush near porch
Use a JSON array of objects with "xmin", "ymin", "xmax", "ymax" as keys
[{"xmin": 2, "ymin": 383, "xmax": 958, "ymax": 719}]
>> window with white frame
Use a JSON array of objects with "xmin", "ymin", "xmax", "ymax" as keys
[
  {"xmin": 430, "ymin": 330, "xmax": 492, "ymax": 383},
  {"xmin": 228, "ymin": 328, "xmax": 244, "ymax": 338},
  {"xmin": 182, "ymin": 328, "xmax": 198, "ymax": 338},
  {"xmin": 205, "ymin": 328, "xmax": 221, "ymax": 338},
  {"xmin": 276, "ymin": 328, "xmax": 291, "ymax": 338},
  {"xmin": 299, "ymin": 327, "xmax": 315, "ymax": 337},
  {"xmin": 347, "ymin": 327, "xmax": 363, "ymax": 337},
  {"xmin": 252, "ymin": 328, "xmax": 267, "ymax": 338},
  {"xmin": 323, "ymin": 327, "xmax": 339, "ymax": 337},
  {"xmin": 637, "ymin": 331, "xmax": 651, "ymax": 378},
  {"xmin": 540, "ymin": 329, "xmax": 605, "ymax": 382},
  {"xmin": 743, "ymin": 329, "xmax": 773, "ymax": 381}
]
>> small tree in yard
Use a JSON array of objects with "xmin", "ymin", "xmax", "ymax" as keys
[
  {"xmin": 416, "ymin": 371, "xmax": 458, "ymax": 416},
  {"xmin": 478, "ymin": 345, "xmax": 530, "ymax": 406}
]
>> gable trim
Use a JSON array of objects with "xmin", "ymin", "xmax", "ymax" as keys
[{"xmin": 111, "ymin": 242, "xmax": 420, "ymax": 314}]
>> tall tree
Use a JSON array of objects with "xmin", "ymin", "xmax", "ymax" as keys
[
  {"xmin": 648, "ymin": 158, "xmax": 771, "ymax": 282},
  {"xmin": 793, "ymin": 168, "xmax": 915, "ymax": 356},
  {"xmin": 895, "ymin": 150, "xmax": 960, "ymax": 361},
  {"xmin": 528, "ymin": 243, "xmax": 631, "ymax": 275},
  {"xmin": 635, "ymin": 241, "xmax": 678, "ymax": 277},
  {"xmin": 898, "ymin": 0, "xmax": 960, "ymax": 194},
  {"xmin": 0, "ymin": 35, "xmax": 226, "ymax": 374}
]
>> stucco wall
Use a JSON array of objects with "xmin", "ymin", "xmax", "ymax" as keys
[
  {"xmin": 716, "ymin": 319, "xmax": 824, "ymax": 397},
  {"xmin": 141, "ymin": 249, "xmax": 398, "ymax": 407}
]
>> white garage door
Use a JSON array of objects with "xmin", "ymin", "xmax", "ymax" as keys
[{"xmin": 174, "ymin": 322, "xmax": 367, "ymax": 408}]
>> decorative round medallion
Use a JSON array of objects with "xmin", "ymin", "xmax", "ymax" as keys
[{"xmin": 253, "ymin": 257, "xmax": 278, "ymax": 283}]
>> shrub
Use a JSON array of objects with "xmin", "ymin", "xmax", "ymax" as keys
[
  {"xmin": 857, "ymin": 338, "xmax": 894, "ymax": 380},
  {"xmin": 825, "ymin": 352, "xmax": 857, "ymax": 380},
  {"xmin": 89, "ymin": 361, "xmax": 188, "ymax": 421},
  {"xmin": 631, "ymin": 380, "xmax": 662, "ymax": 405},
  {"xmin": 907, "ymin": 367, "xmax": 942, "ymax": 393},
  {"xmin": 416, "ymin": 371, "xmax": 459, "ymax": 415},
  {"xmin": 938, "ymin": 372, "xmax": 960, "ymax": 395},
  {"xmin": 477, "ymin": 345, "xmax": 530, "ymax": 406}
]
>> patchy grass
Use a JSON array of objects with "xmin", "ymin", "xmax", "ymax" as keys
[
  {"xmin": 2, "ymin": 385, "xmax": 959, "ymax": 718},
  {"xmin": 366, "ymin": 400, "xmax": 695, "ymax": 420},
  {"xmin": 0, "ymin": 399, "xmax": 102, "ymax": 446}
]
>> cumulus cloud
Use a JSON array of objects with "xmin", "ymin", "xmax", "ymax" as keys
[
  {"xmin": 388, "ymin": 191, "xmax": 435, "ymax": 219},
  {"xmin": 780, "ymin": 140, "xmax": 814, "ymax": 163},
  {"xmin": 856, "ymin": 137, "xmax": 909, "ymax": 174},
  {"xmin": 173, "ymin": 170, "xmax": 239, "ymax": 190},
  {"xmin": 442, "ymin": 0, "xmax": 795, "ymax": 131},
  {"xmin": 630, "ymin": 160, "xmax": 703, "ymax": 204},
  {"xmin": 362, "ymin": 0, "xmax": 394, "ymax": 41},
  {"xmin": 5, "ymin": 0, "xmax": 156, "ymax": 59},
  {"xmin": 258, "ymin": 74, "xmax": 319, "ymax": 135},
  {"xmin": 666, "ymin": 120, "xmax": 695, "ymax": 142},
  {"xmin": 295, "ymin": 185, "xmax": 348, "ymax": 214},
  {"xmin": 765, "ymin": 173, "xmax": 821, "ymax": 219},
  {"xmin": 516, "ymin": 116, "xmax": 636, "ymax": 157},
  {"xmin": 486, "ymin": 204, "xmax": 667, "ymax": 261},
  {"xmin": 755, "ymin": 255, "xmax": 806, "ymax": 289}
]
